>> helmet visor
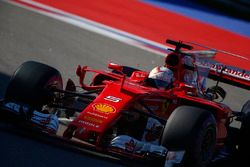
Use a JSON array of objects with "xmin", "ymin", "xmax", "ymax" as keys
[{"xmin": 153, "ymin": 79, "xmax": 171, "ymax": 89}]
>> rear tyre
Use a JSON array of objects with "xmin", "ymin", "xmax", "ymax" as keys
[
  {"xmin": 161, "ymin": 106, "xmax": 216, "ymax": 167},
  {"xmin": 238, "ymin": 100, "xmax": 250, "ymax": 159},
  {"xmin": 5, "ymin": 61, "xmax": 63, "ymax": 109}
]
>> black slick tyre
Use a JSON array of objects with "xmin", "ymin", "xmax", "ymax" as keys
[
  {"xmin": 5, "ymin": 61, "xmax": 63, "ymax": 109},
  {"xmin": 161, "ymin": 106, "xmax": 216, "ymax": 167}
]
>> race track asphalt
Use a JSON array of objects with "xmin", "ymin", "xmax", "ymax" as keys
[
  {"xmin": 0, "ymin": 125, "xmax": 125, "ymax": 167},
  {"xmin": 0, "ymin": 2, "xmax": 163, "ymax": 166},
  {"xmin": 0, "ymin": 1, "xmax": 250, "ymax": 167}
]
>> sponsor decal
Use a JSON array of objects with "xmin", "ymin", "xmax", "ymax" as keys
[
  {"xmin": 78, "ymin": 120, "xmax": 99, "ymax": 128},
  {"xmin": 86, "ymin": 112, "xmax": 108, "ymax": 119},
  {"xmin": 104, "ymin": 96, "xmax": 122, "ymax": 103},
  {"xmin": 197, "ymin": 60, "xmax": 250, "ymax": 81},
  {"xmin": 209, "ymin": 62, "xmax": 250, "ymax": 80},
  {"xmin": 92, "ymin": 103, "xmax": 116, "ymax": 114},
  {"xmin": 84, "ymin": 116, "xmax": 103, "ymax": 124}
]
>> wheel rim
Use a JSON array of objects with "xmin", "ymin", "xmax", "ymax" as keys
[
  {"xmin": 45, "ymin": 75, "xmax": 63, "ymax": 89},
  {"xmin": 38, "ymin": 75, "xmax": 63, "ymax": 109}
]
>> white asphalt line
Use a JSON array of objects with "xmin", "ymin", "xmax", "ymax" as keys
[{"xmin": 5, "ymin": 0, "xmax": 173, "ymax": 56}]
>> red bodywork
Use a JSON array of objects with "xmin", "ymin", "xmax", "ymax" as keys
[{"xmin": 64, "ymin": 52, "xmax": 232, "ymax": 151}]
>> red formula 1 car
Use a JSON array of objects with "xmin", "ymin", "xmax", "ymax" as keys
[{"xmin": 1, "ymin": 39, "xmax": 250, "ymax": 167}]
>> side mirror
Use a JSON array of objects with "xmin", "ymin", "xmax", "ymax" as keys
[
  {"xmin": 206, "ymin": 86, "xmax": 226, "ymax": 102},
  {"xmin": 108, "ymin": 63, "xmax": 123, "ymax": 72}
]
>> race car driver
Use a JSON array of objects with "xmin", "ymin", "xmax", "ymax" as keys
[
  {"xmin": 142, "ymin": 66, "xmax": 174, "ymax": 143},
  {"xmin": 146, "ymin": 65, "xmax": 175, "ymax": 90}
]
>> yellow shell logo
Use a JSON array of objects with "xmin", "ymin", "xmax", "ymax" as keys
[{"xmin": 92, "ymin": 103, "xmax": 115, "ymax": 114}]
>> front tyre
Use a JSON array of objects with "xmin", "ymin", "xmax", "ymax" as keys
[
  {"xmin": 161, "ymin": 106, "xmax": 216, "ymax": 167},
  {"xmin": 5, "ymin": 61, "xmax": 63, "ymax": 109}
]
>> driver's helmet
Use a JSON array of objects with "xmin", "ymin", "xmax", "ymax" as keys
[{"xmin": 148, "ymin": 66, "xmax": 174, "ymax": 89}]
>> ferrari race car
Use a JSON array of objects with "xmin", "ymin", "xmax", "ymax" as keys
[{"xmin": 0, "ymin": 39, "xmax": 250, "ymax": 167}]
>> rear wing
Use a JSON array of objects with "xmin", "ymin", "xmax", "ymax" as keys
[
  {"xmin": 186, "ymin": 50, "xmax": 250, "ymax": 90},
  {"xmin": 208, "ymin": 61, "xmax": 250, "ymax": 90}
]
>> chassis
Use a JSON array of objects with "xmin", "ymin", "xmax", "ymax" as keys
[{"xmin": 1, "ymin": 39, "xmax": 250, "ymax": 167}]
